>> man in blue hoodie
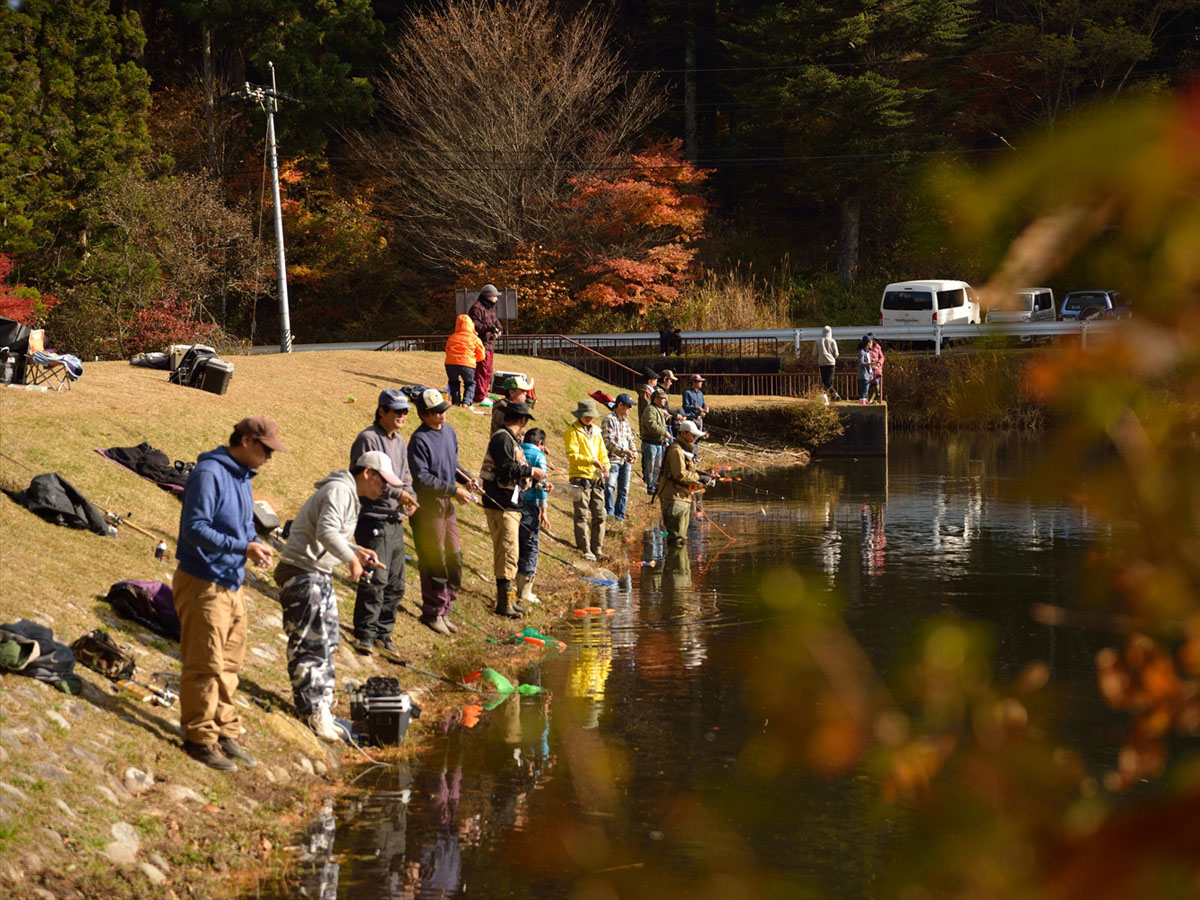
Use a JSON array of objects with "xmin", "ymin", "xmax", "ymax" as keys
[{"xmin": 173, "ymin": 416, "xmax": 286, "ymax": 771}]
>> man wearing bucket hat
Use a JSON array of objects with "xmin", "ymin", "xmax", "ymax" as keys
[
  {"xmin": 659, "ymin": 420, "xmax": 710, "ymax": 543},
  {"xmin": 601, "ymin": 393, "xmax": 638, "ymax": 522},
  {"xmin": 468, "ymin": 284, "xmax": 503, "ymax": 404},
  {"xmin": 407, "ymin": 388, "xmax": 479, "ymax": 636},
  {"xmin": 174, "ymin": 415, "xmax": 286, "ymax": 770},
  {"xmin": 564, "ymin": 398, "xmax": 610, "ymax": 561},
  {"xmin": 273, "ymin": 451, "xmax": 392, "ymax": 741},
  {"xmin": 480, "ymin": 401, "xmax": 546, "ymax": 617},
  {"xmin": 349, "ymin": 389, "xmax": 419, "ymax": 656},
  {"xmin": 489, "ymin": 373, "xmax": 534, "ymax": 434}
]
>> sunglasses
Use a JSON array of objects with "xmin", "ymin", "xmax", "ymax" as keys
[{"xmin": 254, "ymin": 438, "xmax": 275, "ymax": 458}]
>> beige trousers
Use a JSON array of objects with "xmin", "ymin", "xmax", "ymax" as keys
[
  {"xmin": 484, "ymin": 507, "xmax": 521, "ymax": 580},
  {"xmin": 172, "ymin": 569, "xmax": 247, "ymax": 745}
]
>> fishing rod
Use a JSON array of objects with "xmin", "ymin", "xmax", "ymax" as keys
[{"xmin": 692, "ymin": 491, "xmax": 736, "ymax": 542}]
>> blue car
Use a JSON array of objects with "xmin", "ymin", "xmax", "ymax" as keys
[{"xmin": 1059, "ymin": 289, "xmax": 1131, "ymax": 321}]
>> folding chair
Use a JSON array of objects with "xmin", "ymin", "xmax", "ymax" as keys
[{"xmin": 25, "ymin": 350, "xmax": 77, "ymax": 391}]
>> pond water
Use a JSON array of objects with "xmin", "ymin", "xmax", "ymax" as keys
[{"xmin": 278, "ymin": 433, "xmax": 1124, "ymax": 899}]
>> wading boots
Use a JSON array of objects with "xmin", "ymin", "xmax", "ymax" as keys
[
  {"xmin": 515, "ymin": 573, "xmax": 541, "ymax": 604},
  {"xmin": 495, "ymin": 578, "xmax": 523, "ymax": 618}
]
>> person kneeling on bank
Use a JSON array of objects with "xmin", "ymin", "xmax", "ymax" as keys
[
  {"xmin": 659, "ymin": 420, "xmax": 711, "ymax": 543},
  {"xmin": 481, "ymin": 401, "xmax": 545, "ymax": 618},
  {"xmin": 274, "ymin": 451, "xmax": 392, "ymax": 742}
]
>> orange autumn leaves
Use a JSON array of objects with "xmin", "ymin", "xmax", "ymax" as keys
[
  {"xmin": 1095, "ymin": 631, "xmax": 1200, "ymax": 792},
  {"xmin": 458, "ymin": 140, "xmax": 710, "ymax": 325}
]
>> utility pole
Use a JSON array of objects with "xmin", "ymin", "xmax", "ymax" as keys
[{"xmin": 229, "ymin": 63, "xmax": 295, "ymax": 353}]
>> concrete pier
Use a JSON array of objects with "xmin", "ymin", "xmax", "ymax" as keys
[{"xmin": 814, "ymin": 402, "xmax": 888, "ymax": 457}]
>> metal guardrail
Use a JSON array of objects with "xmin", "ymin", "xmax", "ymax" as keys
[
  {"xmin": 376, "ymin": 320, "xmax": 1120, "ymax": 358},
  {"xmin": 376, "ymin": 332, "xmax": 782, "ymax": 358}
]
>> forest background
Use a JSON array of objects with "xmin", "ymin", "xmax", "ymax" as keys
[{"xmin": 1, "ymin": 0, "xmax": 1198, "ymax": 358}]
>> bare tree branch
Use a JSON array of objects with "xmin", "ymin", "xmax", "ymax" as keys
[{"xmin": 352, "ymin": 0, "xmax": 665, "ymax": 270}]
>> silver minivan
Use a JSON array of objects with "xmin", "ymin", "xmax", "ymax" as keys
[{"xmin": 986, "ymin": 287, "xmax": 1056, "ymax": 339}]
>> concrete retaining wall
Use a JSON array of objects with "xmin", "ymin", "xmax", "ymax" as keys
[{"xmin": 816, "ymin": 403, "xmax": 888, "ymax": 457}]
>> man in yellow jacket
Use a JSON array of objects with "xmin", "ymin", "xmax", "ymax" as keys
[
  {"xmin": 444, "ymin": 314, "xmax": 485, "ymax": 408},
  {"xmin": 564, "ymin": 398, "xmax": 610, "ymax": 561}
]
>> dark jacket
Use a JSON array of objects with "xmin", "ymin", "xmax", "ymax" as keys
[
  {"xmin": 409, "ymin": 423, "xmax": 469, "ymax": 500},
  {"xmin": 3, "ymin": 473, "xmax": 112, "ymax": 535},
  {"xmin": 176, "ymin": 446, "xmax": 257, "ymax": 590},
  {"xmin": 350, "ymin": 424, "xmax": 414, "ymax": 520},
  {"xmin": 468, "ymin": 298, "xmax": 501, "ymax": 349},
  {"xmin": 480, "ymin": 429, "xmax": 532, "ymax": 511},
  {"xmin": 0, "ymin": 620, "xmax": 82, "ymax": 693}
]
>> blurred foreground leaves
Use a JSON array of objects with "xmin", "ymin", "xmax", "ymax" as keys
[{"xmin": 555, "ymin": 87, "xmax": 1200, "ymax": 899}]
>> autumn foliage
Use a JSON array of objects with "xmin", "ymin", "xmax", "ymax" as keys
[
  {"xmin": 457, "ymin": 141, "xmax": 709, "ymax": 330},
  {"xmin": 122, "ymin": 294, "xmax": 223, "ymax": 357},
  {"xmin": 0, "ymin": 255, "xmax": 58, "ymax": 326}
]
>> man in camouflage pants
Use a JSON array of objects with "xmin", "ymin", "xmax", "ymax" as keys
[{"xmin": 273, "ymin": 451, "xmax": 397, "ymax": 741}]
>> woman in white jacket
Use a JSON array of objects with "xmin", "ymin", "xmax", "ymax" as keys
[{"xmin": 814, "ymin": 326, "xmax": 840, "ymax": 400}]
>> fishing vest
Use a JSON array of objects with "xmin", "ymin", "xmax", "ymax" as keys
[
  {"xmin": 480, "ymin": 429, "xmax": 530, "ymax": 498},
  {"xmin": 659, "ymin": 442, "xmax": 700, "ymax": 503}
]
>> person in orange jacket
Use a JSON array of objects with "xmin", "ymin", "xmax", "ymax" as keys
[{"xmin": 444, "ymin": 314, "xmax": 486, "ymax": 408}]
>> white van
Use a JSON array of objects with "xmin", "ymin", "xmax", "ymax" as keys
[{"xmin": 879, "ymin": 279, "xmax": 980, "ymax": 328}]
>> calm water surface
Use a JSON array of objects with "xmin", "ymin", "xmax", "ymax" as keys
[{"xmin": 281, "ymin": 433, "xmax": 1123, "ymax": 899}]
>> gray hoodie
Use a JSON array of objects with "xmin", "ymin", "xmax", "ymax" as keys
[
  {"xmin": 279, "ymin": 470, "xmax": 361, "ymax": 575},
  {"xmin": 815, "ymin": 326, "xmax": 839, "ymax": 367}
]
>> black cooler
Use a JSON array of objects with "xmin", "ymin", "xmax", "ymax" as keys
[{"xmin": 193, "ymin": 357, "xmax": 234, "ymax": 394}]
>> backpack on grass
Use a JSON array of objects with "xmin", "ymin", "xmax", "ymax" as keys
[{"xmin": 70, "ymin": 629, "xmax": 136, "ymax": 681}]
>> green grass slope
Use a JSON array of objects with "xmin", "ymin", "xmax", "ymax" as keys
[{"xmin": 0, "ymin": 349, "xmax": 628, "ymax": 898}]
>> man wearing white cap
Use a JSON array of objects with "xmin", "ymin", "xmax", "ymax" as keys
[
  {"xmin": 658, "ymin": 420, "xmax": 710, "ymax": 543},
  {"xmin": 273, "ymin": 451, "xmax": 391, "ymax": 741}
]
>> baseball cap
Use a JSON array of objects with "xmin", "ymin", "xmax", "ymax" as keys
[
  {"xmin": 678, "ymin": 420, "xmax": 702, "ymax": 437},
  {"xmin": 479, "ymin": 283, "xmax": 500, "ymax": 297},
  {"xmin": 355, "ymin": 450, "xmax": 402, "ymax": 486},
  {"xmin": 378, "ymin": 388, "xmax": 409, "ymax": 411},
  {"xmin": 659, "ymin": 369, "xmax": 677, "ymax": 381},
  {"xmin": 502, "ymin": 374, "xmax": 533, "ymax": 392},
  {"xmin": 415, "ymin": 387, "xmax": 451, "ymax": 414},
  {"xmin": 642, "ymin": 367, "xmax": 658, "ymax": 380},
  {"xmin": 234, "ymin": 416, "xmax": 288, "ymax": 452},
  {"xmin": 615, "ymin": 393, "xmax": 634, "ymax": 407},
  {"xmin": 691, "ymin": 374, "xmax": 705, "ymax": 382}
]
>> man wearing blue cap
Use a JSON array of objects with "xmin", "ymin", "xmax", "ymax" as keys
[
  {"xmin": 602, "ymin": 393, "xmax": 638, "ymax": 522},
  {"xmin": 349, "ymin": 389, "xmax": 419, "ymax": 655}
]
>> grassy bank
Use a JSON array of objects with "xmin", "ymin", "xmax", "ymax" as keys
[
  {"xmin": 870, "ymin": 348, "xmax": 1049, "ymax": 430},
  {"xmin": 0, "ymin": 350, "xmax": 786, "ymax": 899}
]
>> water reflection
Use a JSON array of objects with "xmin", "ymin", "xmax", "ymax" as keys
[{"xmin": 272, "ymin": 434, "xmax": 1119, "ymax": 899}]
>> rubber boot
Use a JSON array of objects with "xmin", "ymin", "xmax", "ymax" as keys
[
  {"xmin": 495, "ymin": 579, "xmax": 521, "ymax": 618},
  {"xmin": 516, "ymin": 573, "xmax": 541, "ymax": 605}
]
